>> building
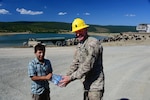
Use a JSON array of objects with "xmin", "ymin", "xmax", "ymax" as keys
[{"xmin": 136, "ymin": 24, "xmax": 150, "ymax": 33}]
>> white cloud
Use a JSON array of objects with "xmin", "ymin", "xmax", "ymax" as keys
[
  {"xmin": 125, "ymin": 14, "xmax": 136, "ymax": 17},
  {"xmin": 16, "ymin": 8, "xmax": 43, "ymax": 15},
  {"xmin": 0, "ymin": 9, "xmax": 10, "ymax": 14},
  {"xmin": 58, "ymin": 12, "xmax": 67, "ymax": 15},
  {"xmin": 83, "ymin": 12, "xmax": 90, "ymax": 15}
]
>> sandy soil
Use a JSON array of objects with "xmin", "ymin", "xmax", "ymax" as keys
[
  {"xmin": 0, "ymin": 32, "xmax": 30, "ymax": 36},
  {"xmin": 0, "ymin": 38, "xmax": 150, "ymax": 100},
  {"xmin": 102, "ymin": 39, "xmax": 150, "ymax": 46}
]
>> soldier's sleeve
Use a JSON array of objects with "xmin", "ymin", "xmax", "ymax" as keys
[
  {"xmin": 70, "ymin": 41, "xmax": 100, "ymax": 80},
  {"xmin": 66, "ymin": 49, "xmax": 79, "ymax": 76}
]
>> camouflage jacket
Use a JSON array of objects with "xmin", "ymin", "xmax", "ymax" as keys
[{"xmin": 66, "ymin": 36, "xmax": 104, "ymax": 91}]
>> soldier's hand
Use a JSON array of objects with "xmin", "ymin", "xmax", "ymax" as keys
[{"xmin": 58, "ymin": 75, "xmax": 71, "ymax": 87}]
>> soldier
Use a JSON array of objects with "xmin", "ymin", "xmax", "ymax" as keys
[{"xmin": 59, "ymin": 18, "xmax": 105, "ymax": 100}]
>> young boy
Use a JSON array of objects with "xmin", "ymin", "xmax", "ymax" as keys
[{"xmin": 28, "ymin": 43, "xmax": 53, "ymax": 100}]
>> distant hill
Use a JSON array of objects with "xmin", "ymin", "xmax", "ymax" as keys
[{"xmin": 0, "ymin": 21, "xmax": 137, "ymax": 33}]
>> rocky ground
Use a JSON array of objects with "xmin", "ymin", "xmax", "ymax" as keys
[{"xmin": 98, "ymin": 32, "xmax": 150, "ymax": 46}]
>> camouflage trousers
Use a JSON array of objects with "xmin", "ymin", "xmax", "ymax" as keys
[{"xmin": 84, "ymin": 90, "xmax": 104, "ymax": 100}]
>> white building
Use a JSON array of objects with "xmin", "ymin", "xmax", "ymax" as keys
[{"xmin": 136, "ymin": 24, "xmax": 150, "ymax": 33}]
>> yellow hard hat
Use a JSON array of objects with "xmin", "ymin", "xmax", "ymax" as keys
[{"xmin": 71, "ymin": 18, "xmax": 89, "ymax": 32}]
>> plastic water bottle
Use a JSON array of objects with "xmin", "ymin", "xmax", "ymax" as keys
[{"xmin": 50, "ymin": 74, "xmax": 62, "ymax": 85}]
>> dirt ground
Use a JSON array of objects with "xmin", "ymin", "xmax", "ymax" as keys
[{"xmin": 0, "ymin": 33, "xmax": 150, "ymax": 100}]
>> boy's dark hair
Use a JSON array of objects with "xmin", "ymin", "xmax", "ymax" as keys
[{"xmin": 34, "ymin": 43, "xmax": 45, "ymax": 53}]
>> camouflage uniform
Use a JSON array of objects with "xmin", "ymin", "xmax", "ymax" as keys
[{"xmin": 66, "ymin": 36, "xmax": 105, "ymax": 100}]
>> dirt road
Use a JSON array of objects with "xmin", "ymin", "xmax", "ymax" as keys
[{"xmin": 0, "ymin": 45, "xmax": 150, "ymax": 100}]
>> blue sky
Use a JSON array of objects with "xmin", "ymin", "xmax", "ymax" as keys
[{"xmin": 0, "ymin": 0, "xmax": 150, "ymax": 26}]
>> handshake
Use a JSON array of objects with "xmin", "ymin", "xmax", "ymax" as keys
[{"xmin": 50, "ymin": 74, "xmax": 70, "ymax": 87}]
